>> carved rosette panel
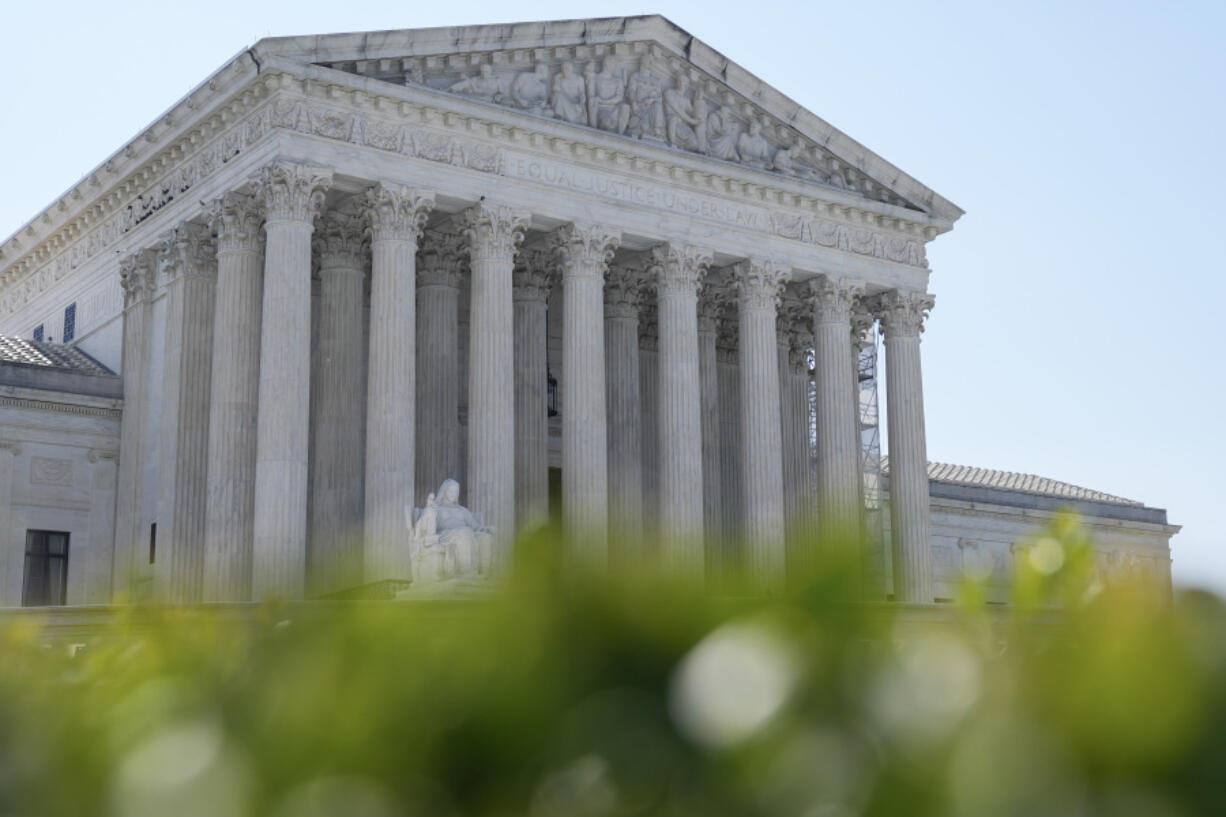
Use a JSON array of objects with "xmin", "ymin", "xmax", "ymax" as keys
[
  {"xmin": 550, "ymin": 223, "xmax": 620, "ymax": 282},
  {"xmin": 875, "ymin": 289, "xmax": 934, "ymax": 338},
  {"xmin": 416, "ymin": 228, "xmax": 468, "ymax": 288},
  {"xmin": 650, "ymin": 243, "xmax": 712, "ymax": 296},
  {"xmin": 809, "ymin": 274, "xmax": 864, "ymax": 325},
  {"xmin": 254, "ymin": 162, "xmax": 333, "ymax": 224},
  {"xmin": 364, "ymin": 184, "xmax": 434, "ymax": 244},
  {"xmin": 733, "ymin": 259, "xmax": 789, "ymax": 313},
  {"xmin": 460, "ymin": 203, "xmax": 530, "ymax": 259},
  {"xmin": 30, "ymin": 456, "xmax": 74, "ymax": 487},
  {"xmin": 314, "ymin": 209, "xmax": 367, "ymax": 270},
  {"xmin": 209, "ymin": 192, "xmax": 265, "ymax": 255},
  {"xmin": 512, "ymin": 246, "xmax": 555, "ymax": 302},
  {"xmin": 118, "ymin": 249, "xmax": 158, "ymax": 307},
  {"xmin": 158, "ymin": 222, "xmax": 217, "ymax": 282}
]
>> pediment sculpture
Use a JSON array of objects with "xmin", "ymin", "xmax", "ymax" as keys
[{"xmin": 405, "ymin": 478, "xmax": 494, "ymax": 587}]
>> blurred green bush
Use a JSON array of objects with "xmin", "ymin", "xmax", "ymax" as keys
[{"xmin": 1, "ymin": 515, "xmax": 1221, "ymax": 817}]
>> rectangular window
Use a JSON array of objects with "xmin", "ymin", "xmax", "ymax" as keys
[
  {"xmin": 63, "ymin": 303, "xmax": 77, "ymax": 343},
  {"xmin": 22, "ymin": 530, "xmax": 69, "ymax": 606},
  {"xmin": 32, "ymin": 324, "xmax": 44, "ymax": 342}
]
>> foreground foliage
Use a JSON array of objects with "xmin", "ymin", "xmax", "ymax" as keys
[{"xmin": 0, "ymin": 517, "xmax": 1221, "ymax": 816}]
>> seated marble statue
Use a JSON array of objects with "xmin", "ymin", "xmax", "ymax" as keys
[{"xmin": 406, "ymin": 478, "xmax": 494, "ymax": 585}]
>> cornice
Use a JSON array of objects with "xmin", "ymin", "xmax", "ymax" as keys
[{"xmin": 1, "ymin": 55, "xmax": 937, "ymax": 319}]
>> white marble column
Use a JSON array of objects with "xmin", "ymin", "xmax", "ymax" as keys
[
  {"xmin": 0, "ymin": 442, "xmax": 21, "ymax": 606},
  {"xmin": 251, "ymin": 162, "xmax": 332, "ymax": 599},
  {"xmin": 878, "ymin": 289, "xmax": 936, "ymax": 603},
  {"xmin": 309, "ymin": 207, "xmax": 367, "ymax": 594},
  {"xmin": 202, "ymin": 192, "xmax": 264, "ymax": 602},
  {"xmin": 155, "ymin": 223, "xmax": 217, "ymax": 603},
  {"xmin": 736, "ymin": 260, "xmax": 788, "ymax": 591},
  {"xmin": 416, "ymin": 229, "xmax": 465, "ymax": 503},
  {"xmin": 716, "ymin": 322, "xmax": 742, "ymax": 577},
  {"xmin": 652, "ymin": 243, "xmax": 712, "ymax": 577},
  {"xmin": 697, "ymin": 289, "xmax": 724, "ymax": 577},
  {"xmin": 638, "ymin": 304, "xmax": 659, "ymax": 545},
  {"xmin": 363, "ymin": 184, "xmax": 434, "ymax": 586},
  {"xmin": 810, "ymin": 275, "xmax": 865, "ymax": 544},
  {"xmin": 86, "ymin": 449, "xmax": 119, "ymax": 603},
  {"xmin": 788, "ymin": 329, "xmax": 817, "ymax": 550},
  {"xmin": 113, "ymin": 249, "xmax": 158, "ymax": 596},
  {"xmin": 604, "ymin": 263, "xmax": 644, "ymax": 562},
  {"xmin": 553, "ymin": 223, "xmax": 620, "ymax": 566},
  {"xmin": 778, "ymin": 317, "xmax": 799, "ymax": 551},
  {"xmin": 461, "ymin": 202, "xmax": 529, "ymax": 564},
  {"xmin": 512, "ymin": 246, "xmax": 552, "ymax": 532}
]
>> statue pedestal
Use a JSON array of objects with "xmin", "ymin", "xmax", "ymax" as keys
[{"xmin": 394, "ymin": 576, "xmax": 497, "ymax": 601}]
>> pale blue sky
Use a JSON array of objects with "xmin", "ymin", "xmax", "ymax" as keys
[{"xmin": 3, "ymin": 1, "xmax": 1222, "ymax": 589}]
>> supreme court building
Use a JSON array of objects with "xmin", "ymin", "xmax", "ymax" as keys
[{"xmin": 0, "ymin": 16, "xmax": 1177, "ymax": 607}]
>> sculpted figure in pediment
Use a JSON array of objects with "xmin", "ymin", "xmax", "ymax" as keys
[
  {"xmin": 586, "ymin": 58, "xmax": 631, "ymax": 134},
  {"xmin": 627, "ymin": 69, "xmax": 665, "ymax": 139},
  {"xmin": 449, "ymin": 63, "xmax": 504, "ymax": 104},
  {"xmin": 774, "ymin": 142, "xmax": 826, "ymax": 183},
  {"xmin": 737, "ymin": 119, "xmax": 774, "ymax": 170},
  {"xmin": 509, "ymin": 63, "xmax": 552, "ymax": 115},
  {"xmin": 552, "ymin": 61, "xmax": 588, "ymax": 125},
  {"xmin": 706, "ymin": 107, "xmax": 741, "ymax": 161},
  {"xmin": 663, "ymin": 75, "xmax": 706, "ymax": 152}
]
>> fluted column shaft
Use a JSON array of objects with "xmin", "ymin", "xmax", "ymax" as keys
[
  {"xmin": 778, "ymin": 329, "xmax": 800, "ymax": 549},
  {"xmin": 0, "ymin": 442, "xmax": 22, "ymax": 605},
  {"xmin": 638, "ymin": 314, "xmax": 659, "ymax": 544},
  {"xmin": 880, "ymin": 290, "xmax": 936, "ymax": 603},
  {"xmin": 310, "ymin": 209, "xmax": 366, "ymax": 594},
  {"xmin": 736, "ymin": 261, "xmax": 787, "ymax": 590},
  {"xmin": 156, "ymin": 224, "xmax": 217, "ymax": 603},
  {"xmin": 512, "ymin": 250, "xmax": 551, "ymax": 532},
  {"xmin": 653, "ymin": 244, "xmax": 711, "ymax": 576},
  {"xmin": 113, "ymin": 250, "xmax": 157, "ymax": 596},
  {"xmin": 605, "ymin": 267, "xmax": 643, "ymax": 562},
  {"xmin": 698, "ymin": 295, "xmax": 723, "ymax": 578},
  {"xmin": 811, "ymin": 275, "xmax": 864, "ymax": 543},
  {"xmin": 202, "ymin": 194, "xmax": 264, "ymax": 601},
  {"xmin": 716, "ymin": 333, "xmax": 742, "ymax": 577},
  {"xmin": 251, "ymin": 162, "xmax": 331, "ymax": 599},
  {"xmin": 416, "ymin": 231, "xmax": 464, "ymax": 503},
  {"xmin": 364, "ymin": 185, "xmax": 434, "ymax": 585},
  {"xmin": 463, "ymin": 203, "xmax": 529, "ymax": 563},
  {"xmin": 554, "ymin": 224, "xmax": 619, "ymax": 566}
]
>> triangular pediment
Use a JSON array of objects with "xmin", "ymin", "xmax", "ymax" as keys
[{"xmin": 253, "ymin": 16, "xmax": 962, "ymax": 223}]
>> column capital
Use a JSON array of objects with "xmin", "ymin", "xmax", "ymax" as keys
[
  {"xmin": 119, "ymin": 248, "xmax": 158, "ymax": 307},
  {"xmin": 314, "ymin": 209, "xmax": 366, "ymax": 272},
  {"xmin": 650, "ymin": 243, "xmax": 712, "ymax": 295},
  {"xmin": 605, "ymin": 261, "xmax": 647, "ymax": 320},
  {"xmin": 875, "ymin": 289, "xmax": 935, "ymax": 338},
  {"xmin": 364, "ymin": 183, "xmax": 434, "ymax": 244},
  {"xmin": 512, "ymin": 246, "xmax": 555, "ymax": 302},
  {"xmin": 734, "ymin": 259, "xmax": 789, "ymax": 312},
  {"xmin": 157, "ymin": 222, "xmax": 217, "ymax": 282},
  {"xmin": 850, "ymin": 299, "xmax": 876, "ymax": 343},
  {"xmin": 254, "ymin": 161, "xmax": 332, "ymax": 224},
  {"xmin": 417, "ymin": 228, "xmax": 467, "ymax": 288},
  {"xmin": 809, "ymin": 274, "xmax": 864, "ymax": 324},
  {"xmin": 0, "ymin": 440, "xmax": 22, "ymax": 457},
  {"xmin": 549, "ymin": 222, "xmax": 621, "ymax": 280},
  {"xmin": 697, "ymin": 281, "xmax": 731, "ymax": 334},
  {"xmin": 208, "ymin": 192, "xmax": 264, "ymax": 255},
  {"xmin": 460, "ymin": 202, "xmax": 530, "ymax": 257}
]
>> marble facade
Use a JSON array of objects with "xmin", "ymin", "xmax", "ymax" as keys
[{"xmin": 0, "ymin": 17, "xmax": 1175, "ymax": 604}]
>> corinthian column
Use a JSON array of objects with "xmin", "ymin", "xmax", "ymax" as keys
[
  {"xmin": 155, "ymin": 222, "xmax": 217, "ymax": 603},
  {"xmin": 310, "ymin": 207, "xmax": 367, "ymax": 594},
  {"xmin": 363, "ymin": 184, "xmax": 434, "ymax": 586},
  {"xmin": 203, "ymin": 193, "xmax": 263, "ymax": 602},
  {"xmin": 697, "ymin": 287, "xmax": 724, "ymax": 575},
  {"xmin": 736, "ymin": 260, "xmax": 788, "ymax": 591},
  {"xmin": 512, "ymin": 246, "xmax": 552, "ymax": 532},
  {"xmin": 878, "ymin": 289, "xmax": 936, "ymax": 603},
  {"xmin": 113, "ymin": 249, "xmax": 157, "ymax": 596},
  {"xmin": 416, "ymin": 229, "xmax": 465, "ymax": 502},
  {"xmin": 604, "ymin": 262, "xmax": 644, "ymax": 562},
  {"xmin": 638, "ymin": 303, "xmax": 659, "ymax": 544},
  {"xmin": 652, "ymin": 243, "xmax": 712, "ymax": 577},
  {"xmin": 552, "ymin": 223, "xmax": 620, "ymax": 566},
  {"xmin": 251, "ymin": 162, "xmax": 331, "ymax": 599},
  {"xmin": 810, "ymin": 275, "xmax": 864, "ymax": 546},
  {"xmin": 461, "ymin": 202, "xmax": 529, "ymax": 564}
]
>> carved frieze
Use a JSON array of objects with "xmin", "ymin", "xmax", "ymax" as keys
[{"xmin": 30, "ymin": 456, "xmax": 74, "ymax": 487}]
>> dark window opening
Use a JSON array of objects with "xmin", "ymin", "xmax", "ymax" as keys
[
  {"xmin": 32, "ymin": 324, "xmax": 44, "ymax": 342},
  {"xmin": 149, "ymin": 523, "xmax": 157, "ymax": 564},
  {"xmin": 63, "ymin": 303, "xmax": 77, "ymax": 343},
  {"xmin": 22, "ymin": 530, "xmax": 69, "ymax": 606}
]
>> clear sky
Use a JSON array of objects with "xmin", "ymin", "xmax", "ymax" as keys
[{"xmin": 3, "ymin": 1, "xmax": 1222, "ymax": 589}]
